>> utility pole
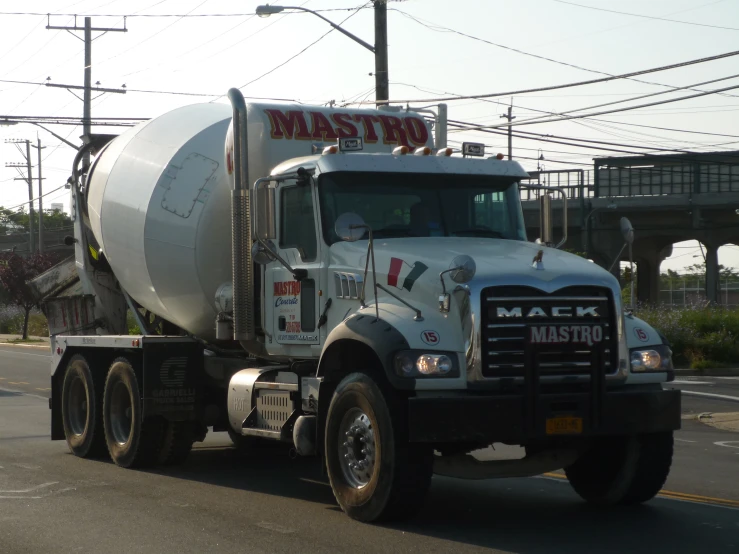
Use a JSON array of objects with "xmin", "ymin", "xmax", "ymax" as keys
[
  {"xmin": 25, "ymin": 140, "xmax": 34, "ymax": 253},
  {"xmin": 45, "ymin": 15, "xmax": 127, "ymax": 173},
  {"xmin": 374, "ymin": 1, "xmax": 389, "ymax": 103},
  {"xmin": 84, "ymin": 17, "xmax": 92, "ymax": 167},
  {"xmin": 33, "ymin": 137, "xmax": 46, "ymax": 252},
  {"xmin": 4, "ymin": 139, "xmax": 38, "ymax": 253},
  {"xmin": 500, "ymin": 106, "xmax": 516, "ymax": 160}
]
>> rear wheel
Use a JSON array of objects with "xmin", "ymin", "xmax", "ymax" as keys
[
  {"xmin": 565, "ymin": 431, "xmax": 674, "ymax": 505},
  {"xmin": 159, "ymin": 422, "xmax": 195, "ymax": 465},
  {"xmin": 61, "ymin": 354, "xmax": 106, "ymax": 458},
  {"xmin": 103, "ymin": 357, "xmax": 164, "ymax": 468},
  {"xmin": 325, "ymin": 373, "xmax": 433, "ymax": 522}
]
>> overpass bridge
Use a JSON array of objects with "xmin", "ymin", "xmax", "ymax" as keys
[{"xmin": 521, "ymin": 150, "xmax": 739, "ymax": 304}]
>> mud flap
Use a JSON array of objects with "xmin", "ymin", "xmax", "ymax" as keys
[{"xmin": 142, "ymin": 340, "xmax": 204, "ymax": 422}]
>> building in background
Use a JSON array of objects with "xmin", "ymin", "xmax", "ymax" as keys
[{"xmin": 50, "ymin": 203, "xmax": 64, "ymax": 215}]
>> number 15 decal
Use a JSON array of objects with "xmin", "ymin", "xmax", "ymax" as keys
[{"xmin": 421, "ymin": 330, "xmax": 440, "ymax": 345}]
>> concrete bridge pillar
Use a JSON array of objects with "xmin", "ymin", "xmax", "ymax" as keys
[
  {"xmin": 705, "ymin": 244, "xmax": 720, "ymax": 303},
  {"xmin": 636, "ymin": 255, "xmax": 660, "ymax": 305}
]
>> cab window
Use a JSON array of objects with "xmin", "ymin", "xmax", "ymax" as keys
[{"xmin": 280, "ymin": 185, "xmax": 317, "ymax": 261}]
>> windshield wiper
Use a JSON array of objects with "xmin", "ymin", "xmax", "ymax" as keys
[
  {"xmin": 452, "ymin": 227, "xmax": 506, "ymax": 238},
  {"xmin": 372, "ymin": 227, "xmax": 414, "ymax": 238}
]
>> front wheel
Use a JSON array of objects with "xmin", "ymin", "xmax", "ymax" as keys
[
  {"xmin": 565, "ymin": 431, "xmax": 674, "ymax": 505},
  {"xmin": 325, "ymin": 373, "xmax": 433, "ymax": 522}
]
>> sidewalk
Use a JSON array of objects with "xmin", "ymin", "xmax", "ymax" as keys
[{"xmin": 0, "ymin": 334, "xmax": 50, "ymax": 346}]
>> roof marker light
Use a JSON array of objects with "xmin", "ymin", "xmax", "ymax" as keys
[
  {"xmin": 414, "ymin": 146, "xmax": 432, "ymax": 156},
  {"xmin": 392, "ymin": 145, "xmax": 409, "ymax": 155},
  {"xmin": 436, "ymin": 148, "xmax": 453, "ymax": 157},
  {"xmin": 496, "ymin": 153, "xmax": 505, "ymax": 160},
  {"xmin": 322, "ymin": 145, "xmax": 338, "ymax": 155}
]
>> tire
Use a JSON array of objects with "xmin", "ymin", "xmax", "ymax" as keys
[
  {"xmin": 325, "ymin": 373, "xmax": 433, "ymax": 522},
  {"xmin": 159, "ymin": 421, "xmax": 195, "ymax": 466},
  {"xmin": 61, "ymin": 354, "xmax": 107, "ymax": 458},
  {"xmin": 103, "ymin": 357, "xmax": 165, "ymax": 468},
  {"xmin": 565, "ymin": 431, "xmax": 674, "ymax": 506}
]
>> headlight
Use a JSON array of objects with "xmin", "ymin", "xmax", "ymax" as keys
[
  {"xmin": 630, "ymin": 344, "xmax": 673, "ymax": 372},
  {"xmin": 394, "ymin": 351, "xmax": 458, "ymax": 378}
]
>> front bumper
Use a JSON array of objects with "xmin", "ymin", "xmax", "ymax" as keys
[{"xmin": 408, "ymin": 387, "xmax": 681, "ymax": 443}]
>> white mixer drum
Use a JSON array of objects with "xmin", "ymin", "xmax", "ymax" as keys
[{"xmin": 86, "ymin": 103, "xmax": 234, "ymax": 340}]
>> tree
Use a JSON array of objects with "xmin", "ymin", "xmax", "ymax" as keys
[
  {"xmin": 0, "ymin": 252, "xmax": 59, "ymax": 339},
  {"xmin": 0, "ymin": 206, "xmax": 72, "ymax": 236}
]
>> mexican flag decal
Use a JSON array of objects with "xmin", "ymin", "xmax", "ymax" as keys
[{"xmin": 388, "ymin": 257, "xmax": 428, "ymax": 292}]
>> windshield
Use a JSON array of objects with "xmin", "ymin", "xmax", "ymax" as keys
[{"xmin": 318, "ymin": 171, "xmax": 527, "ymax": 245}]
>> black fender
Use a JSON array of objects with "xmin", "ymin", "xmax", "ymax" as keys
[{"xmin": 317, "ymin": 313, "xmax": 415, "ymax": 390}]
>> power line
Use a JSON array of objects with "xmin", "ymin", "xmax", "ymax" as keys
[
  {"xmin": 449, "ymin": 121, "xmax": 739, "ymax": 164},
  {"xmin": 453, "ymin": 82, "xmax": 739, "ymax": 130},
  {"xmin": 0, "ymin": 78, "xmax": 300, "ymax": 101},
  {"xmin": 0, "ymin": 8, "xmax": 360, "ymax": 17},
  {"xmin": 357, "ymin": 47, "xmax": 739, "ymax": 104},
  {"xmin": 553, "ymin": 0, "xmax": 739, "ymax": 32},
  {"xmin": 232, "ymin": 3, "xmax": 368, "ymax": 95},
  {"xmin": 392, "ymin": 79, "xmax": 739, "ymax": 140},
  {"xmin": 387, "ymin": 8, "xmax": 739, "ymax": 102},
  {"xmin": 1, "ymin": 185, "xmax": 67, "ymax": 212},
  {"xmin": 506, "ymin": 74, "xmax": 739, "ymax": 127}
]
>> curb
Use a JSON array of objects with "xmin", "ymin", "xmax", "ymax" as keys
[{"xmin": 0, "ymin": 341, "xmax": 50, "ymax": 349}]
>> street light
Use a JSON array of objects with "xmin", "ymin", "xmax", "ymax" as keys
[
  {"xmin": 255, "ymin": 4, "xmax": 388, "ymax": 102},
  {"xmin": 256, "ymin": 5, "xmax": 374, "ymax": 52}
]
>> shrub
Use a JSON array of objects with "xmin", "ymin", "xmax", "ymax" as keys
[
  {"xmin": 0, "ymin": 305, "xmax": 48, "ymax": 336},
  {"xmin": 635, "ymin": 303, "xmax": 739, "ymax": 368}
]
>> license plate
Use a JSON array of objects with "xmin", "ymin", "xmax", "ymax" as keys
[{"xmin": 546, "ymin": 416, "xmax": 583, "ymax": 435}]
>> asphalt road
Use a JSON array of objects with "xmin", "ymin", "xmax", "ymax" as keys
[{"xmin": 2, "ymin": 344, "xmax": 739, "ymax": 553}]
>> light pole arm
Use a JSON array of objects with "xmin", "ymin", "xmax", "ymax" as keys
[
  {"xmin": 284, "ymin": 6, "xmax": 375, "ymax": 53},
  {"xmin": 31, "ymin": 123, "xmax": 79, "ymax": 150}
]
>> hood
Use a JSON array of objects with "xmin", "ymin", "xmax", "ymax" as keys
[{"xmin": 330, "ymin": 237, "xmax": 621, "ymax": 302}]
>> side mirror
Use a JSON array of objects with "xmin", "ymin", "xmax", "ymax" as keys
[
  {"xmin": 335, "ymin": 212, "xmax": 367, "ymax": 242},
  {"xmin": 539, "ymin": 194, "xmax": 553, "ymax": 246},
  {"xmin": 620, "ymin": 217, "xmax": 634, "ymax": 245},
  {"xmin": 256, "ymin": 184, "xmax": 276, "ymax": 240},
  {"xmin": 449, "ymin": 255, "xmax": 476, "ymax": 284},
  {"xmin": 251, "ymin": 240, "xmax": 277, "ymax": 265}
]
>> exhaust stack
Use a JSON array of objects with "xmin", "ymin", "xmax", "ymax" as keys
[{"xmin": 227, "ymin": 88, "xmax": 255, "ymax": 342}]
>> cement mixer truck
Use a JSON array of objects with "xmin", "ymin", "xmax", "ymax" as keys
[{"xmin": 31, "ymin": 89, "xmax": 680, "ymax": 522}]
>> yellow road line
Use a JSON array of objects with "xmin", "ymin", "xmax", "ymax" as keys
[
  {"xmin": 542, "ymin": 472, "xmax": 739, "ymax": 508},
  {"xmin": 659, "ymin": 491, "xmax": 739, "ymax": 508},
  {"xmin": 35, "ymin": 388, "xmax": 50, "ymax": 392},
  {"xmin": 7, "ymin": 381, "xmax": 29, "ymax": 385}
]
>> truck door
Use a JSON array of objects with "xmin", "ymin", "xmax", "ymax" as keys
[{"xmin": 265, "ymin": 180, "xmax": 321, "ymax": 349}]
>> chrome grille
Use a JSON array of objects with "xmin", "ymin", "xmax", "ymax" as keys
[{"xmin": 481, "ymin": 286, "xmax": 616, "ymax": 378}]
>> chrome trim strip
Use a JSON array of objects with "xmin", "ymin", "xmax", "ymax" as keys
[{"xmin": 487, "ymin": 296, "xmax": 609, "ymax": 302}]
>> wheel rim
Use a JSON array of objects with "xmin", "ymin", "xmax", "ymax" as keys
[
  {"xmin": 67, "ymin": 374, "xmax": 88, "ymax": 436},
  {"xmin": 338, "ymin": 408, "xmax": 376, "ymax": 489},
  {"xmin": 110, "ymin": 380, "xmax": 133, "ymax": 445}
]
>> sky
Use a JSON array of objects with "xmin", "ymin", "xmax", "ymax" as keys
[{"xmin": 1, "ymin": 0, "xmax": 739, "ymax": 272}]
